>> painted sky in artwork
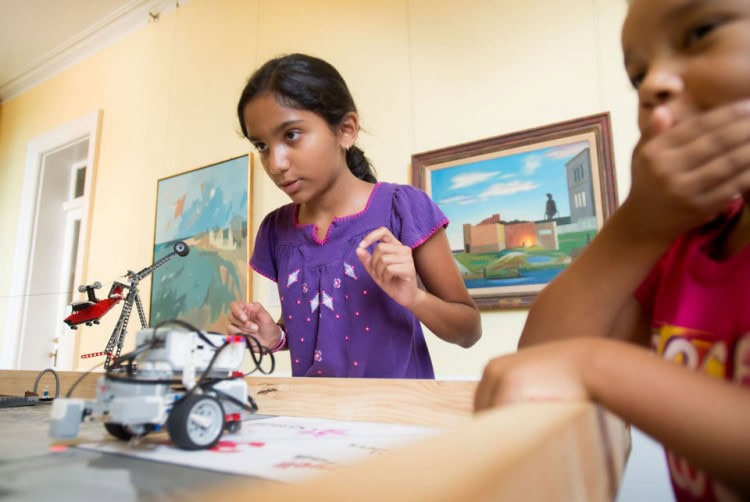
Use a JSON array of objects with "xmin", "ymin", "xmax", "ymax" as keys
[
  {"xmin": 154, "ymin": 156, "xmax": 249, "ymax": 245},
  {"xmin": 430, "ymin": 141, "xmax": 589, "ymax": 250}
]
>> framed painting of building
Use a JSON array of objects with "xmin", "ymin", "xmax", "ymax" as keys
[
  {"xmin": 411, "ymin": 113, "xmax": 617, "ymax": 310},
  {"xmin": 150, "ymin": 154, "xmax": 253, "ymax": 331}
]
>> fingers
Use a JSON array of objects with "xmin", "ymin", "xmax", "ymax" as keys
[
  {"xmin": 681, "ymin": 117, "xmax": 750, "ymax": 187},
  {"xmin": 474, "ymin": 366, "xmax": 500, "ymax": 412},
  {"xmin": 649, "ymin": 112, "xmax": 750, "ymax": 215},
  {"xmin": 369, "ymin": 244, "xmax": 412, "ymax": 279},
  {"xmin": 355, "ymin": 227, "xmax": 420, "ymax": 307},
  {"xmin": 641, "ymin": 100, "xmax": 750, "ymax": 168},
  {"xmin": 473, "ymin": 358, "xmax": 522, "ymax": 412},
  {"xmin": 644, "ymin": 105, "xmax": 675, "ymax": 139},
  {"xmin": 629, "ymin": 100, "xmax": 750, "ymax": 235},
  {"xmin": 359, "ymin": 226, "xmax": 398, "ymax": 249},
  {"xmin": 228, "ymin": 300, "xmax": 281, "ymax": 349},
  {"xmin": 357, "ymin": 228, "xmax": 415, "ymax": 283},
  {"xmin": 690, "ymin": 141, "xmax": 750, "ymax": 209},
  {"xmin": 227, "ymin": 300, "xmax": 259, "ymax": 334},
  {"xmin": 650, "ymin": 99, "xmax": 750, "ymax": 147}
]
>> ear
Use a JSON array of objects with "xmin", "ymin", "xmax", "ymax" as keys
[{"xmin": 337, "ymin": 112, "xmax": 360, "ymax": 150}]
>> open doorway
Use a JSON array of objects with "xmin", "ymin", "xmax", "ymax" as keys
[{"xmin": 2, "ymin": 111, "xmax": 101, "ymax": 370}]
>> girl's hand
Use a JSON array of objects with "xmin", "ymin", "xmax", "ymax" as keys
[
  {"xmin": 625, "ymin": 100, "xmax": 750, "ymax": 241},
  {"xmin": 355, "ymin": 226, "xmax": 422, "ymax": 308},
  {"xmin": 474, "ymin": 339, "xmax": 592, "ymax": 412},
  {"xmin": 226, "ymin": 300, "xmax": 281, "ymax": 350}
]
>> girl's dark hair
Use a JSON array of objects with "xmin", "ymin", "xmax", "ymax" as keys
[{"xmin": 237, "ymin": 53, "xmax": 376, "ymax": 183}]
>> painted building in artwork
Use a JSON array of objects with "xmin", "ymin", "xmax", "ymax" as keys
[
  {"xmin": 461, "ymin": 146, "xmax": 593, "ymax": 255},
  {"xmin": 462, "ymin": 214, "xmax": 505, "ymax": 253},
  {"xmin": 566, "ymin": 147, "xmax": 595, "ymax": 222},
  {"xmin": 462, "ymin": 214, "xmax": 558, "ymax": 253},
  {"xmin": 534, "ymin": 220, "xmax": 558, "ymax": 250},
  {"xmin": 208, "ymin": 216, "xmax": 247, "ymax": 251},
  {"xmin": 504, "ymin": 221, "xmax": 538, "ymax": 249}
]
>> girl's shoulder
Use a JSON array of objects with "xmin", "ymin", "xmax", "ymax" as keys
[
  {"xmin": 379, "ymin": 182, "xmax": 448, "ymax": 248},
  {"xmin": 257, "ymin": 203, "xmax": 297, "ymax": 241},
  {"xmin": 394, "ymin": 183, "xmax": 445, "ymax": 218},
  {"xmin": 379, "ymin": 182, "xmax": 436, "ymax": 210},
  {"xmin": 384, "ymin": 181, "xmax": 428, "ymax": 197},
  {"xmin": 262, "ymin": 203, "xmax": 296, "ymax": 224}
]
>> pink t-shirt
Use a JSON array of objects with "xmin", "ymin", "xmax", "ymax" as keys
[{"xmin": 635, "ymin": 199, "xmax": 750, "ymax": 501}]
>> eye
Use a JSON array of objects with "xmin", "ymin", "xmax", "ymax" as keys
[
  {"xmin": 252, "ymin": 142, "xmax": 268, "ymax": 154},
  {"xmin": 626, "ymin": 66, "xmax": 646, "ymax": 90},
  {"xmin": 683, "ymin": 19, "xmax": 722, "ymax": 48},
  {"xmin": 285, "ymin": 129, "xmax": 301, "ymax": 142}
]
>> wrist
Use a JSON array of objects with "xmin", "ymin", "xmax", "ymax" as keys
[
  {"xmin": 270, "ymin": 323, "xmax": 287, "ymax": 352},
  {"xmin": 577, "ymin": 338, "xmax": 600, "ymax": 401},
  {"xmin": 405, "ymin": 288, "xmax": 428, "ymax": 311},
  {"xmin": 616, "ymin": 198, "xmax": 682, "ymax": 246},
  {"xmin": 580, "ymin": 338, "xmax": 622, "ymax": 404}
]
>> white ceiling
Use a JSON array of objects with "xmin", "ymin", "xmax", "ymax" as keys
[{"xmin": 0, "ymin": 0, "xmax": 183, "ymax": 103}]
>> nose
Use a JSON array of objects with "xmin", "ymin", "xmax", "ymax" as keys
[
  {"xmin": 266, "ymin": 145, "xmax": 290, "ymax": 175},
  {"xmin": 637, "ymin": 60, "xmax": 684, "ymax": 111},
  {"xmin": 637, "ymin": 60, "xmax": 684, "ymax": 134}
]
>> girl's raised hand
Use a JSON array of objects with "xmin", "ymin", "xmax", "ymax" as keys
[
  {"xmin": 626, "ymin": 100, "xmax": 750, "ymax": 241},
  {"xmin": 355, "ymin": 226, "xmax": 422, "ymax": 308},
  {"xmin": 226, "ymin": 300, "xmax": 281, "ymax": 350}
]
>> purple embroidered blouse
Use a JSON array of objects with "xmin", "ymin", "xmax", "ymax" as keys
[{"xmin": 251, "ymin": 182, "xmax": 448, "ymax": 378}]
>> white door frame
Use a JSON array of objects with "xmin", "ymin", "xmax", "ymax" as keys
[{"xmin": 1, "ymin": 110, "xmax": 102, "ymax": 369}]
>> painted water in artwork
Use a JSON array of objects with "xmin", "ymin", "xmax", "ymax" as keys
[{"xmin": 150, "ymin": 156, "xmax": 249, "ymax": 332}]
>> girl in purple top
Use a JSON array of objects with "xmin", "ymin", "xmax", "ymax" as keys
[{"xmin": 227, "ymin": 54, "xmax": 481, "ymax": 378}]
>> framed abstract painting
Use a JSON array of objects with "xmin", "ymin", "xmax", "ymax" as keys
[{"xmin": 150, "ymin": 155, "xmax": 253, "ymax": 331}]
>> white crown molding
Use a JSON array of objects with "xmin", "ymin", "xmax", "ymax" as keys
[{"xmin": 0, "ymin": 0, "xmax": 187, "ymax": 104}]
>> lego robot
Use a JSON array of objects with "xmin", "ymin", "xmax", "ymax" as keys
[{"xmin": 50, "ymin": 325, "xmax": 265, "ymax": 450}]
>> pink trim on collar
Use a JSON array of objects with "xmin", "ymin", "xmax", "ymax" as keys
[{"xmin": 292, "ymin": 183, "xmax": 382, "ymax": 245}]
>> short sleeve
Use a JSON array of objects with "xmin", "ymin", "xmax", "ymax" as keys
[
  {"xmin": 250, "ymin": 211, "xmax": 279, "ymax": 282},
  {"xmin": 390, "ymin": 184, "xmax": 449, "ymax": 249}
]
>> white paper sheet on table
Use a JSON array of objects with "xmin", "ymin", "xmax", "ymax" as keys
[{"xmin": 78, "ymin": 415, "xmax": 439, "ymax": 483}]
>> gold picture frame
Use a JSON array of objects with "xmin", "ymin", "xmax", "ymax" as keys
[{"xmin": 412, "ymin": 113, "xmax": 618, "ymax": 310}]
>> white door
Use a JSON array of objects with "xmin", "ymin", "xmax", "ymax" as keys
[
  {"xmin": 2, "ymin": 111, "xmax": 101, "ymax": 370},
  {"xmin": 21, "ymin": 143, "xmax": 88, "ymax": 370},
  {"xmin": 53, "ymin": 161, "xmax": 88, "ymax": 369}
]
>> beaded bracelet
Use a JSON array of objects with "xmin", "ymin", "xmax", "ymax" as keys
[{"xmin": 270, "ymin": 323, "xmax": 287, "ymax": 352}]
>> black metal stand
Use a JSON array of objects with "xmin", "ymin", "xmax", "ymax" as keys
[{"xmin": 102, "ymin": 241, "xmax": 189, "ymax": 369}]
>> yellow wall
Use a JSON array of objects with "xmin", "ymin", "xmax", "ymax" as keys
[{"xmin": 0, "ymin": 0, "xmax": 637, "ymax": 378}]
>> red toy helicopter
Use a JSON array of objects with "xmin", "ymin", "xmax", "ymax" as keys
[
  {"xmin": 63, "ymin": 241, "xmax": 189, "ymax": 369},
  {"xmin": 64, "ymin": 282, "xmax": 126, "ymax": 329}
]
